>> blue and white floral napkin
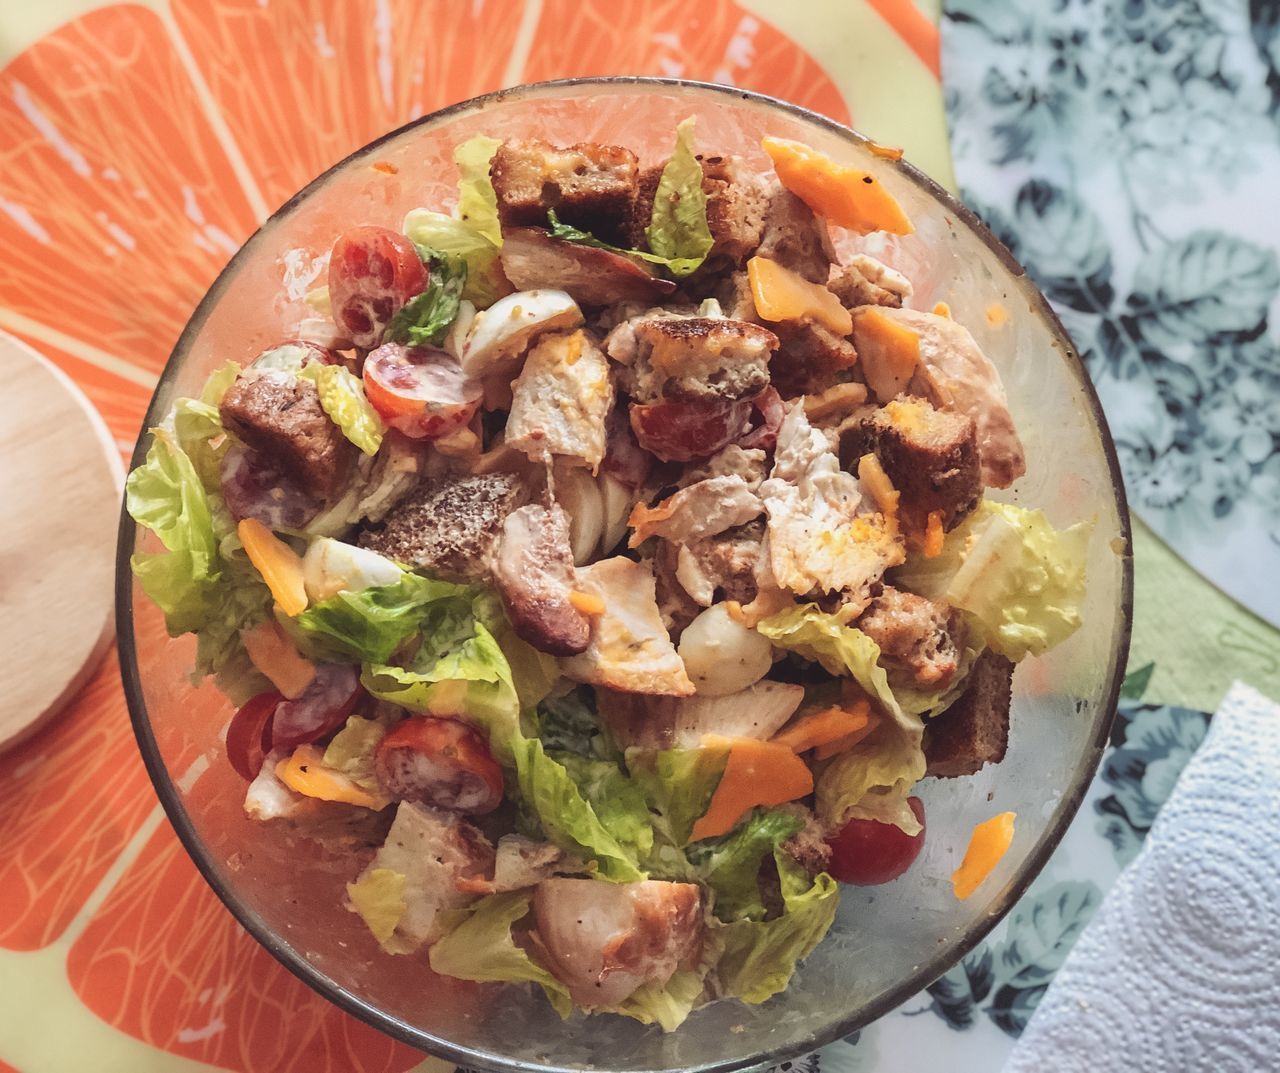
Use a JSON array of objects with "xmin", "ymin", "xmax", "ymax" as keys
[
  {"xmin": 1003, "ymin": 680, "xmax": 1280, "ymax": 1070},
  {"xmin": 940, "ymin": 0, "xmax": 1280, "ymax": 628}
]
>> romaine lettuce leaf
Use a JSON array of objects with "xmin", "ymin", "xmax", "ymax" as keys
[
  {"xmin": 290, "ymin": 573, "xmax": 466, "ymax": 663},
  {"xmin": 626, "ymin": 747, "xmax": 728, "ymax": 847},
  {"xmin": 510, "ymin": 734, "xmax": 646, "ymax": 883},
  {"xmin": 893, "ymin": 501, "xmax": 1091, "ymax": 661},
  {"xmin": 384, "ymin": 251, "xmax": 466, "ymax": 347},
  {"xmin": 537, "ymin": 686, "xmax": 611, "ymax": 758},
  {"xmin": 199, "ymin": 360, "xmax": 242, "ymax": 407},
  {"xmin": 553, "ymin": 753, "xmax": 654, "ymax": 861},
  {"xmin": 296, "ymin": 362, "xmax": 384, "ymax": 455},
  {"xmin": 645, "ymin": 116, "xmax": 715, "ymax": 277},
  {"xmin": 606, "ymin": 969, "xmax": 707, "ymax": 1031},
  {"xmin": 454, "ymin": 135, "xmax": 503, "ymax": 248},
  {"xmin": 362, "ymin": 600, "xmax": 521, "ymax": 763},
  {"xmin": 346, "ymin": 867, "xmax": 407, "ymax": 948},
  {"xmin": 323, "ymin": 715, "xmax": 388, "ymax": 793},
  {"xmin": 814, "ymin": 718, "xmax": 926, "ymax": 835},
  {"xmin": 757, "ymin": 605, "xmax": 923, "ymax": 729},
  {"xmin": 429, "ymin": 891, "xmax": 572, "ymax": 1018},
  {"xmin": 713, "ymin": 855, "xmax": 839, "ymax": 1004},
  {"xmin": 687, "ymin": 809, "xmax": 804, "ymax": 922},
  {"xmin": 402, "ymin": 208, "xmax": 506, "ymax": 307}
]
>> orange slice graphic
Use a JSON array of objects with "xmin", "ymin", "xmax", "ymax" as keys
[
  {"xmin": 0, "ymin": 651, "xmax": 155, "ymax": 952},
  {"xmin": 0, "ymin": 7, "xmax": 259, "ymax": 381}
]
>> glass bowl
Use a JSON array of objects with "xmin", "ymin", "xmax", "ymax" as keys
[{"xmin": 117, "ymin": 77, "xmax": 1133, "ymax": 1073}]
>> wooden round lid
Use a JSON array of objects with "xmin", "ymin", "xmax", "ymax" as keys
[{"xmin": 0, "ymin": 332, "xmax": 124, "ymax": 753}]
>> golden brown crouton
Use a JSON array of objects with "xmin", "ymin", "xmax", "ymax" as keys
[
  {"xmin": 857, "ymin": 586, "xmax": 963, "ymax": 692},
  {"xmin": 837, "ymin": 396, "xmax": 983, "ymax": 530},
  {"xmin": 769, "ymin": 319, "xmax": 860, "ymax": 398},
  {"xmin": 923, "ymin": 650, "xmax": 1014, "ymax": 778},
  {"xmin": 755, "ymin": 185, "xmax": 837, "ymax": 283},
  {"xmin": 490, "ymin": 140, "xmax": 638, "ymax": 243}
]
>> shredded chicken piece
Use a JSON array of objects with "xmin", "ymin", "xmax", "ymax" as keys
[{"xmin": 628, "ymin": 475, "xmax": 763, "ymax": 547}]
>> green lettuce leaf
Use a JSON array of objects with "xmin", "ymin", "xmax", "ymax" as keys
[
  {"xmin": 553, "ymin": 753, "xmax": 654, "ymax": 861},
  {"xmin": 454, "ymin": 135, "xmax": 503, "ymax": 247},
  {"xmin": 627, "ymin": 747, "xmax": 728, "ymax": 847},
  {"xmin": 290, "ymin": 573, "xmax": 466, "ymax": 663},
  {"xmin": 758, "ymin": 605, "xmax": 924, "ymax": 729},
  {"xmin": 688, "ymin": 809, "xmax": 804, "ymax": 922},
  {"xmin": 510, "ymin": 735, "xmax": 646, "ymax": 883},
  {"xmin": 297, "ymin": 362, "xmax": 384, "ymax": 455},
  {"xmin": 713, "ymin": 855, "xmax": 839, "ymax": 1004},
  {"xmin": 645, "ymin": 116, "xmax": 714, "ymax": 277},
  {"xmin": 545, "ymin": 210, "xmax": 700, "ymax": 277},
  {"xmin": 893, "ymin": 500, "xmax": 1091, "ymax": 661},
  {"xmin": 538, "ymin": 686, "xmax": 611, "ymax": 758},
  {"xmin": 814, "ymin": 719, "xmax": 926, "ymax": 835},
  {"xmin": 606, "ymin": 969, "xmax": 707, "ymax": 1032},
  {"xmin": 323, "ymin": 715, "xmax": 388, "ymax": 793},
  {"xmin": 346, "ymin": 867, "xmax": 407, "ymax": 948},
  {"xmin": 429, "ymin": 891, "xmax": 573, "ymax": 1018},
  {"xmin": 362, "ymin": 599, "xmax": 521, "ymax": 763},
  {"xmin": 402, "ymin": 208, "xmax": 506, "ymax": 307},
  {"xmin": 385, "ymin": 250, "xmax": 467, "ymax": 347}
]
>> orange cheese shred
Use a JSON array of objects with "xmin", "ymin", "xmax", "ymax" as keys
[
  {"xmin": 923, "ymin": 510, "xmax": 946, "ymax": 559},
  {"xmin": 857, "ymin": 453, "xmax": 900, "ymax": 526},
  {"xmin": 240, "ymin": 619, "xmax": 316, "ymax": 699},
  {"xmin": 812, "ymin": 712, "xmax": 882, "ymax": 760},
  {"xmin": 772, "ymin": 699, "xmax": 872, "ymax": 754},
  {"xmin": 568, "ymin": 589, "xmax": 605, "ymax": 615},
  {"xmin": 932, "ymin": 301, "xmax": 952, "ymax": 318},
  {"xmin": 747, "ymin": 255, "xmax": 853, "ymax": 336},
  {"xmin": 952, "ymin": 811, "xmax": 1017, "ymax": 900},
  {"xmin": 276, "ymin": 745, "xmax": 388, "ymax": 810},
  {"xmin": 851, "ymin": 308, "xmax": 921, "ymax": 402},
  {"xmin": 762, "ymin": 136, "xmax": 913, "ymax": 235},
  {"xmin": 689, "ymin": 736, "xmax": 814, "ymax": 842},
  {"xmin": 866, "ymin": 139, "xmax": 905, "ymax": 161},
  {"xmin": 627, "ymin": 496, "xmax": 680, "ymax": 547},
  {"xmin": 238, "ymin": 518, "xmax": 308, "ymax": 617}
]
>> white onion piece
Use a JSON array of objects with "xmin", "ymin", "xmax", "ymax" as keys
[{"xmin": 678, "ymin": 603, "xmax": 775, "ymax": 696}]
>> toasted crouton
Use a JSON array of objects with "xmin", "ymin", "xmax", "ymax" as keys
[
  {"xmin": 857, "ymin": 586, "xmax": 963, "ymax": 692},
  {"xmin": 828, "ymin": 254, "xmax": 913, "ymax": 309},
  {"xmin": 755, "ymin": 184, "xmax": 837, "ymax": 284},
  {"xmin": 923, "ymin": 650, "xmax": 1014, "ymax": 778},
  {"xmin": 837, "ymin": 396, "xmax": 982, "ymax": 529},
  {"xmin": 769, "ymin": 319, "xmax": 860, "ymax": 398},
  {"xmin": 357, "ymin": 472, "xmax": 527, "ymax": 581},
  {"xmin": 219, "ymin": 370, "xmax": 355, "ymax": 501},
  {"xmin": 490, "ymin": 140, "xmax": 638, "ymax": 243},
  {"xmin": 629, "ymin": 156, "xmax": 768, "ymax": 270}
]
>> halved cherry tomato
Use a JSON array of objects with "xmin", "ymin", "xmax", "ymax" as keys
[
  {"xmin": 269, "ymin": 663, "xmax": 362, "ymax": 751},
  {"xmin": 825, "ymin": 797, "xmax": 926, "ymax": 885},
  {"xmin": 739, "ymin": 386, "xmax": 785, "ymax": 451},
  {"xmin": 220, "ymin": 445, "xmax": 321, "ymax": 530},
  {"xmin": 374, "ymin": 716, "xmax": 504, "ymax": 814},
  {"xmin": 629, "ymin": 396, "xmax": 753, "ymax": 463},
  {"xmin": 225, "ymin": 690, "xmax": 283, "ymax": 780},
  {"xmin": 363, "ymin": 343, "xmax": 482, "ymax": 439},
  {"xmin": 328, "ymin": 226, "xmax": 428, "ymax": 348}
]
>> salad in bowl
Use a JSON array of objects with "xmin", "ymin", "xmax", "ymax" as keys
[{"xmin": 126, "ymin": 116, "xmax": 1090, "ymax": 1032}]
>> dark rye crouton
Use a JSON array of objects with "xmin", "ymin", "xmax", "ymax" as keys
[
  {"xmin": 490, "ymin": 140, "xmax": 638, "ymax": 244},
  {"xmin": 629, "ymin": 156, "xmax": 768, "ymax": 269},
  {"xmin": 828, "ymin": 254, "xmax": 913, "ymax": 310},
  {"xmin": 358, "ymin": 472, "xmax": 527, "ymax": 581},
  {"xmin": 923, "ymin": 649, "xmax": 1014, "ymax": 778},
  {"xmin": 857, "ymin": 586, "xmax": 962, "ymax": 693},
  {"xmin": 838, "ymin": 396, "xmax": 983, "ymax": 530},
  {"xmin": 755, "ymin": 185, "xmax": 837, "ymax": 284},
  {"xmin": 219, "ymin": 370, "xmax": 355, "ymax": 501},
  {"xmin": 769, "ymin": 319, "xmax": 860, "ymax": 399}
]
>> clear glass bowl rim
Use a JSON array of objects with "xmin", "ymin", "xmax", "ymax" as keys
[{"xmin": 115, "ymin": 76, "xmax": 1134, "ymax": 1073}]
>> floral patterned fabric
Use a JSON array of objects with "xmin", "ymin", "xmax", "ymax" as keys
[{"xmin": 941, "ymin": 0, "xmax": 1280, "ymax": 628}]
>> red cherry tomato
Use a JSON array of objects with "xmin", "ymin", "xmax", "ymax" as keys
[
  {"xmin": 226, "ymin": 691, "xmax": 283, "ymax": 780},
  {"xmin": 269, "ymin": 664, "xmax": 362, "ymax": 751},
  {"xmin": 328, "ymin": 226, "xmax": 428, "ymax": 348},
  {"xmin": 825, "ymin": 797, "xmax": 926, "ymax": 886},
  {"xmin": 739, "ymin": 386, "xmax": 785, "ymax": 451},
  {"xmin": 629, "ymin": 396, "xmax": 754, "ymax": 463},
  {"xmin": 363, "ymin": 343, "xmax": 482, "ymax": 439},
  {"xmin": 374, "ymin": 716, "xmax": 504, "ymax": 814},
  {"xmin": 220, "ymin": 445, "xmax": 322, "ymax": 530}
]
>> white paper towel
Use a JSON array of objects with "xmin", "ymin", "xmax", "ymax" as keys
[{"xmin": 1005, "ymin": 681, "xmax": 1280, "ymax": 1072}]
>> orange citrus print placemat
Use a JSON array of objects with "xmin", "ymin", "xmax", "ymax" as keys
[{"xmin": 0, "ymin": 4, "xmax": 940, "ymax": 1070}]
